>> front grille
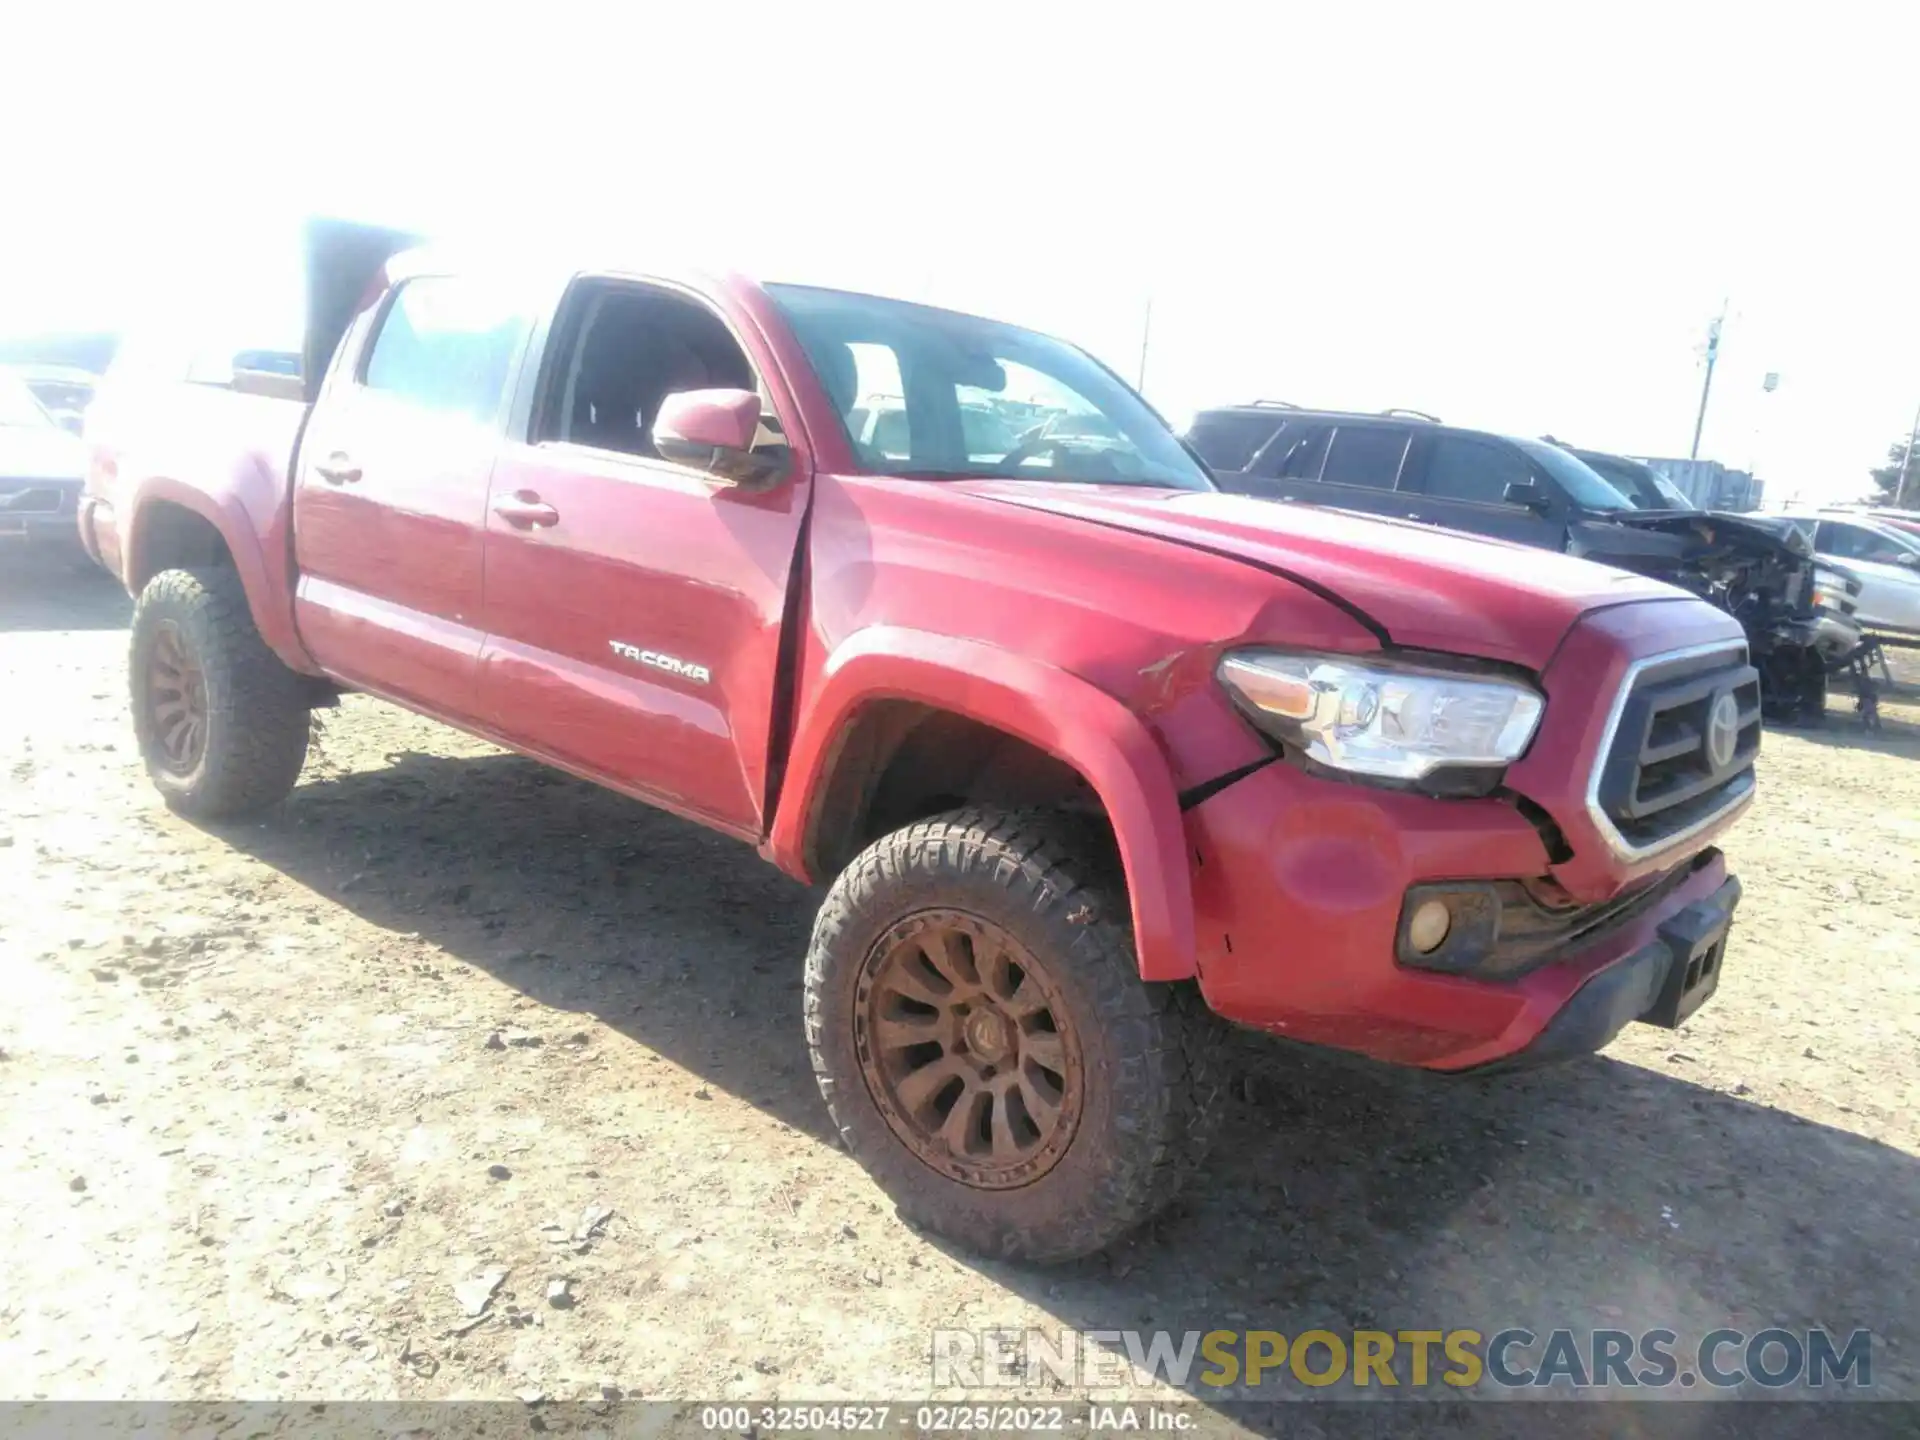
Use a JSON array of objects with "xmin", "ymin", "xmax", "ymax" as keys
[
  {"xmin": 0, "ymin": 485, "xmax": 73, "ymax": 514},
  {"xmin": 1593, "ymin": 646, "xmax": 1759, "ymax": 854}
]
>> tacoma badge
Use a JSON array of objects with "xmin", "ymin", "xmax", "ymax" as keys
[{"xmin": 609, "ymin": 641, "xmax": 711, "ymax": 685}]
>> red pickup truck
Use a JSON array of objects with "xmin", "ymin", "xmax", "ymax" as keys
[{"xmin": 79, "ymin": 222, "xmax": 1754, "ymax": 1262}]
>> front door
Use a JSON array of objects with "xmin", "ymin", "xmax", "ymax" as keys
[
  {"xmin": 1398, "ymin": 431, "xmax": 1565, "ymax": 547},
  {"xmin": 478, "ymin": 278, "xmax": 809, "ymax": 839},
  {"xmin": 293, "ymin": 273, "xmax": 531, "ymax": 721}
]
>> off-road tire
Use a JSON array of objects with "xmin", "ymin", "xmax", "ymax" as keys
[
  {"xmin": 805, "ymin": 807, "xmax": 1224, "ymax": 1263},
  {"xmin": 129, "ymin": 567, "xmax": 310, "ymax": 819}
]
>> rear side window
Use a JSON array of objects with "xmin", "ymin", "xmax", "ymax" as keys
[
  {"xmin": 1185, "ymin": 411, "xmax": 1282, "ymax": 471},
  {"xmin": 1250, "ymin": 422, "xmax": 1331, "ymax": 479},
  {"xmin": 1321, "ymin": 426, "xmax": 1410, "ymax": 489},
  {"xmin": 363, "ymin": 277, "xmax": 530, "ymax": 423},
  {"xmin": 1421, "ymin": 435, "xmax": 1533, "ymax": 505}
]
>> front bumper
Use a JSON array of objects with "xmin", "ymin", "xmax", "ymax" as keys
[
  {"xmin": 1183, "ymin": 753, "xmax": 1739, "ymax": 1072},
  {"xmin": 1452, "ymin": 874, "xmax": 1739, "ymax": 1073}
]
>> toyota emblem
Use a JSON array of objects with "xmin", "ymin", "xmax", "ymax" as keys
[{"xmin": 1706, "ymin": 691, "xmax": 1740, "ymax": 771}]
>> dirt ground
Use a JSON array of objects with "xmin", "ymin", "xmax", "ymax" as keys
[{"xmin": 3, "ymin": 555, "xmax": 1918, "ymax": 1419}]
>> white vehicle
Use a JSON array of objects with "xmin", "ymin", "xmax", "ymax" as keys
[{"xmin": 1788, "ymin": 515, "xmax": 1920, "ymax": 636}]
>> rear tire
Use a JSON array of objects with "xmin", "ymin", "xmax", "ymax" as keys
[
  {"xmin": 129, "ymin": 567, "xmax": 310, "ymax": 819},
  {"xmin": 804, "ymin": 807, "xmax": 1223, "ymax": 1263}
]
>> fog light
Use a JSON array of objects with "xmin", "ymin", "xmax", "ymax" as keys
[{"xmin": 1407, "ymin": 899, "xmax": 1453, "ymax": 954}]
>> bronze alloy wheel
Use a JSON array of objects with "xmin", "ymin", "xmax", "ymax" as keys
[
  {"xmin": 854, "ymin": 909, "xmax": 1084, "ymax": 1189},
  {"xmin": 146, "ymin": 620, "xmax": 209, "ymax": 776}
]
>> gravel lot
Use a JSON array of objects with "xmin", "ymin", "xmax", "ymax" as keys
[{"xmin": 2, "ymin": 556, "xmax": 1917, "ymax": 1419}]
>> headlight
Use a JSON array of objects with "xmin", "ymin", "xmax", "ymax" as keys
[
  {"xmin": 1217, "ymin": 649, "xmax": 1544, "ymax": 784},
  {"xmin": 1810, "ymin": 568, "xmax": 1849, "ymax": 611}
]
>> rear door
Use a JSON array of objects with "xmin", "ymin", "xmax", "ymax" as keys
[
  {"xmin": 293, "ymin": 272, "xmax": 532, "ymax": 720},
  {"xmin": 477, "ymin": 276, "xmax": 810, "ymax": 839},
  {"xmin": 1249, "ymin": 420, "xmax": 1409, "ymax": 518},
  {"xmin": 1398, "ymin": 431, "xmax": 1564, "ymax": 547}
]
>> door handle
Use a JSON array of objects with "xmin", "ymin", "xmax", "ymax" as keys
[
  {"xmin": 314, "ymin": 453, "xmax": 362, "ymax": 485},
  {"xmin": 491, "ymin": 491, "xmax": 560, "ymax": 528}
]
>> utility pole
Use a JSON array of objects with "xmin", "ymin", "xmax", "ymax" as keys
[
  {"xmin": 1897, "ymin": 396, "xmax": 1920, "ymax": 509},
  {"xmin": 1136, "ymin": 296, "xmax": 1153, "ymax": 391},
  {"xmin": 1689, "ymin": 301, "xmax": 1727, "ymax": 461}
]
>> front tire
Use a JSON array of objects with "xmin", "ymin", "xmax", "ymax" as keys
[
  {"xmin": 129, "ymin": 567, "xmax": 310, "ymax": 819},
  {"xmin": 804, "ymin": 808, "xmax": 1221, "ymax": 1263}
]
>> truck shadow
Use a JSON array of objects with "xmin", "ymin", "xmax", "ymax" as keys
[
  {"xmin": 0, "ymin": 553, "xmax": 132, "ymax": 633},
  {"xmin": 222, "ymin": 748, "xmax": 1919, "ymax": 1411},
  {"xmin": 1812, "ymin": 657, "xmax": 1920, "ymax": 752},
  {"xmin": 1786, "ymin": 698, "xmax": 1920, "ymax": 753}
]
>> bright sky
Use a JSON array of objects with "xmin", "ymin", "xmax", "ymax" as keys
[{"xmin": 5, "ymin": 2, "xmax": 1915, "ymax": 504}]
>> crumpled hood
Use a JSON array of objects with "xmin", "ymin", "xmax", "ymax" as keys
[
  {"xmin": 1594, "ymin": 506, "xmax": 1811, "ymax": 560},
  {"xmin": 0, "ymin": 425, "xmax": 87, "ymax": 483},
  {"xmin": 953, "ymin": 482, "xmax": 1689, "ymax": 669}
]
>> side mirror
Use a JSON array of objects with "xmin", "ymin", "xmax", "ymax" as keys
[
  {"xmin": 653, "ymin": 388, "xmax": 784, "ymax": 490},
  {"xmin": 1894, "ymin": 551, "xmax": 1918, "ymax": 570},
  {"xmin": 1503, "ymin": 479, "xmax": 1551, "ymax": 513}
]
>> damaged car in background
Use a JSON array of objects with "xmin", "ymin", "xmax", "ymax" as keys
[
  {"xmin": 0, "ymin": 368, "xmax": 91, "ymax": 565},
  {"xmin": 1560, "ymin": 446, "xmax": 1872, "ymax": 720},
  {"xmin": 1184, "ymin": 403, "xmax": 1863, "ymax": 723}
]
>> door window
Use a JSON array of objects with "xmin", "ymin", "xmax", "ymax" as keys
[
  {"xmin": 535, "ymin": 282, "xmax": 774, "ymax": 462},
  {"xmin": 1320, "ymin": 426, "xmax": 1410, "ymax": 489},
  {"xmin": 362, "ymin": 277, "xmax": 529, "ymax": 423},
  {"xmin": 1422, "ymin": 435, "xmax": 1535, "ymax": 505}
]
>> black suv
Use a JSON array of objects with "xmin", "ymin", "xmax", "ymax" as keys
[
  {"xmin": 1183, "ymin": 403, "xmax": 1651, "ymax": 546},
  {"xmin": 1184, "ymin": 403, "xmax": 1858, "ymax": 722}
]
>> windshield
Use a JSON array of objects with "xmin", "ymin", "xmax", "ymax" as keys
[
  {"xmin": 1579, "ymin": 452, "xmax": 1698, "ymax": 511},
  {"xmin": 1651, "ymin": 475, "xmax": 1694, "ymax": 508},
  {"xmin": 1516, "ymin": 439, "xmax": 1639, "ymax": 511},
  {"xmin": 767, "ymin": 285, "xmax": 1212, "ymax": 490},
  {"xmin": 1866, "ymin": 524, "xmax": 1920, "ymax": 557},
  {"xmin": 0, "ymin": 373, "xmax": 56, "ymax": 429}
]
